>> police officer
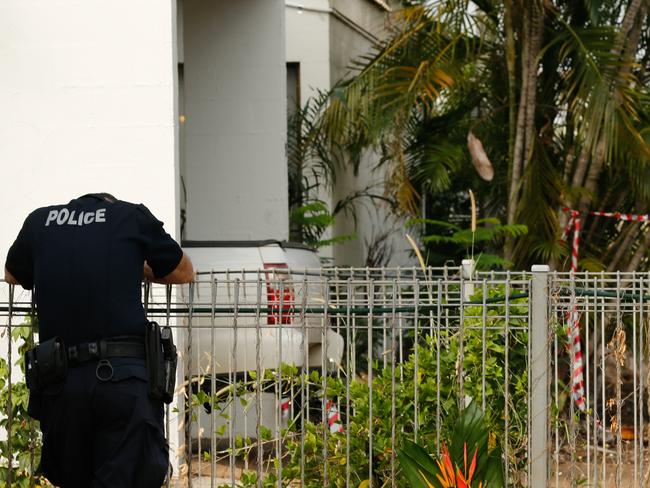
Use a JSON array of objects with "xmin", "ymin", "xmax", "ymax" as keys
[{"xmin": 4, "ymin": 192, "xmax": 194, "ymax": 488}]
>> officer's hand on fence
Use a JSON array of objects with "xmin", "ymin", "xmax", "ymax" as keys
[
  {"xmin": 143, "ymin": 254, "xmax": 194, "ymax": 285},
  {"xmin": 143, "ymin": 262, "xmax": 155, "ymax": 282},
  {"xmin": 4, "ymin": 268, "xmax": 19, "ymax": 285}
]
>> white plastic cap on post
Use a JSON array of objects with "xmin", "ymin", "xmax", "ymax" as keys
[
  {"xmin": 461, "ymin": 259, "xmax": 475, "ymax": 300},
  {"xmin": 531, "ymin": 264, "xmax": 550, "ymax": 273},
  {"xmin": 461, "ymin": 259, "xmax": 476, "ymax": 279}
]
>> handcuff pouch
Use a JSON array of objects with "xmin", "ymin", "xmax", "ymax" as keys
[
  {"xmin": 145, "ymin": 321, "xmax": 177, "ymax": 404},
  {"xmin": 25, "ymin": 336, "xmax": 68, "ymax": 392},
  {"xmin": 160, "ymin": 326, "xmax": 177, "ymax": 404}
]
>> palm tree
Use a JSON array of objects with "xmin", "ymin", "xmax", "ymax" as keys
[{"xmin": 315, "ymin": 0, "xmax": 650, "ymax": 270}]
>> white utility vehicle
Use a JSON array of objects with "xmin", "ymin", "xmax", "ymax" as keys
[{"xmin": 180, "ymin": 240, "xmax": 344, "ymax": 444}]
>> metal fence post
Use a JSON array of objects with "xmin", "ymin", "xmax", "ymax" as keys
[{"xmin": 530, "ymin": 265, "xmax": 549, "ymax": 488}]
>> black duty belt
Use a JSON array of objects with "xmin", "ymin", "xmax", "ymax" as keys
[{"xmin": 67, "ymin": 339, "xmax": 146, "ymax": 365}]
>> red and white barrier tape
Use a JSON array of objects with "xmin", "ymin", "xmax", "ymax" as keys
[
  {"xmin": 561, "ymin": 207, "xmax": 650, "ymax": 222},
  {"xmin": 562, "ymin": 209, "xmax": 586, "ymax": 412},
  {"xmin": 589, "ymin": 211, "xmax": 650, "ymax": 222},
  {"xmin": 280, "ymin": 397, "xmax": 344, "ymax": 433},
  {"xmin": 326, "ymin": 400, "xmax": 344, "ymax": 433},
  {"xmin": 280, "ymin": 397, "xmax": 290, "ymax": 421},
  {"xmin": 567, "ymin": 304, "xmax": 586, "ymax": 412},
  {"xmin": 562, "ymin": 210, "xmax": 578, "ymax": 242}
]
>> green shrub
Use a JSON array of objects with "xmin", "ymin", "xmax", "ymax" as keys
[
  {"xmin": 213, "ymin": 288, "xmax": 528, "ymax": 487},
  {"xmin": 0, "ymin": 316, "xmax": 52, "ymax": 487}
]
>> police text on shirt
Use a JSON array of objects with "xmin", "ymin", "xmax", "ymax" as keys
[{"xmin": 45, "ymin": 208, "xmax": 107, "ymax": 227}]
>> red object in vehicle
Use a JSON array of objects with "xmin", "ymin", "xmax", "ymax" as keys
[{"xmin": 264, "ymin": 263, "xmax": 294, "ymax": 325}]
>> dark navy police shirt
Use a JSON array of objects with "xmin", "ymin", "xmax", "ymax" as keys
[{"xmin": 4, "ymin": 194, "xmax": 183, "ymax": 345}]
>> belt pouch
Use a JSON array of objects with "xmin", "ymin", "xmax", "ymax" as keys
[
  {"xmin": 145, "ymin": 322, "xmax": 166, "ymax": 401},
  {"xmin": 160, "ymin": 326, "xmax": 177, "ymax": 404},
  {"xmin": 25, "ymin": 337, "xmax": 68, "ymax": 391}
]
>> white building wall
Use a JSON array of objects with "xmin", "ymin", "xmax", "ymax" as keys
[
  {"xmin": 286, "ymin": 0, "xmax": 414, "ymax": 266},
  {"xmin": 286, "ymin": 1, "xmax": 331, "ymax": 106},
  {"xmin": 0, "ymin": 0, "xmax": 180, "ymax": 262},
  {"xmin": 181, "ymin": 0, "xmax": 288, "ymax": 241},
  {"xmin": 286, "ymin": 1, "xmax": 333, "ymax": 259}
]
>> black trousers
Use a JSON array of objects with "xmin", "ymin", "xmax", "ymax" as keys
[{"xmin": 29, "ymin": 358, "xmax": 168, "ymax": 488}]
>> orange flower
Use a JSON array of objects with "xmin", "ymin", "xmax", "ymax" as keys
[
  {"xmin": 434, "ymin": 443, "xmax": 482, "ymax": 488},
  {"xmin": 468, "ymin": 446, "xmax": 477, "ymax": 482}
]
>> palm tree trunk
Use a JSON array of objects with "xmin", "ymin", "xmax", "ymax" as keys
[
  {"xmin": 570, "ymin": 145, "xmax": 591, "ymax": 192},
  {"xmin": 504, "ymin": 0, "xmax": 517, "ymax": 175},
  {"xmin": 608, "ymin": 222, "xmax": 641, "ymax": 271},
  {"xmin": 506, "ymin": 2, "xmax": 544, "ymax": 262},
  {"xmin": 508, "ymin": 2, "xmax": 544, "ymax": 223},
  {"xmin": 507, "ymin": 4, "xmax": 530, "ymax": 227},
  {"xmin": 578, "ymin": 139, "xmax": 607, "ymax": 211},
  {"xmin": 625, "ymin": 226, "xmax": 650, "ymax": 271},
  {"xmin": 562, "ymin": 146, "xmax": 575, "ymax": 185},
  {"xmin": 618, "ymin": 0, "xmax": 645, "ymax": 50},
  {"xmin": 585, "ymin": 187, "xmax": 624, "ymax": 243},
  {"xmin": 522, "ymin": 3, "xmax": 544, "ymax": 172}
]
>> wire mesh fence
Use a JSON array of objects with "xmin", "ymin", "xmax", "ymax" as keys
[
  {"xmin": 548, "ymin": 272, "xmax": 650, "ymax": 487},
  {"xmin": 0, "ymin": 268, "xmax": 648, "ymax": 487},
  {"xmin": 165, "ymin": 268, "xmax": 531, "ymax": 487}
]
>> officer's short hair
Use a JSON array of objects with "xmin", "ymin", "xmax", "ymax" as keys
[{"xmin": 96, "ymin": 193, "xmax": 117, "ymax": 203}]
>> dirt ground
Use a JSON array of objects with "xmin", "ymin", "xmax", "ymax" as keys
[
  {"xmin": 171, "ymin": 458, "xmax": 260, "ymax": 488},
  {"xmin": 169, "ymin": 449, "xmax": 650, "ymax": 487},
  {"xmin": 550, "ymin": 441, "xmax": 650, "ymax": 487}
]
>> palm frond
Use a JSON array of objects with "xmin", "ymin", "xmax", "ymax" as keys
[
  {"xmin": 407, "ymin": 218, "xmax": 461, "ymax": 231},
  {"xmin": 548, "ymin": 21, "xmax": 648, "ymax": 166}
]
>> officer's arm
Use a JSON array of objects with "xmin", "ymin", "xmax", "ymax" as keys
[
  {"xmin": 144, "ymin": 253, "xmax": 194, "ymax": 284},
  {"xmin": 5, "ymin": 212, "xmax": 35, "ymax": 289},
  {"xmin": 4, "ymin": 268, "xmax": 19, "ymax": 285}
]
